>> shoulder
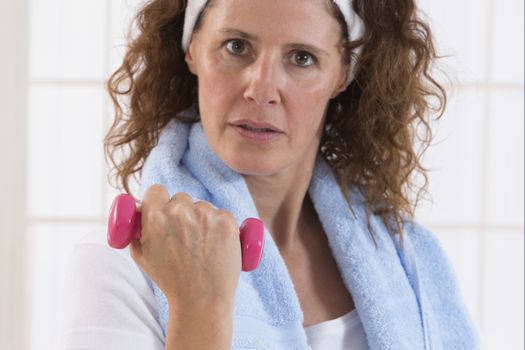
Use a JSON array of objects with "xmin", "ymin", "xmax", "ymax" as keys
[
  {"xmin": 402, "ymin": 220, "xmax": 447, "ymax": 260},
  {"xmin": 399, "ymin": 220, "xmax": 461, "ymax": 295},
  {"xmin": 400, "ymin": 220, "xmax": 470, "ymax": 293},
  {"xmin": 65, "ymin": 229, "xmax": 157, "ymax": 310},
  {"xmin": 59, "ymin": 229, "xmax": 164, "ymax": 349},
  {"xmin": 400, "ymin": 220, "xmax": 481, "ymax": 348},
  {"xmin": 67, "ymin": 229, "xmax": 151, "ymax": 287},
  {"xmin": 73, "ymin": 229, "xmax": 138, "ymax": 266}
]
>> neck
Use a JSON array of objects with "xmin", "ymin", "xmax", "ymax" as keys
[{"xmin": 242, "ymin": 154, "xmax": 318, "ymax": 252}]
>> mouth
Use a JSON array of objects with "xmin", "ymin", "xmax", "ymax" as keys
[
  {"xmin": 230, "ymin": 120, "xmax": 283, "ymax": 143},
  {"xmin": 235, "ymin": 124, "xmax": 280, "ymax": 133},
  {"xmin": 231, "ymin": 120, "xmax": 283, "ymax": 133}
]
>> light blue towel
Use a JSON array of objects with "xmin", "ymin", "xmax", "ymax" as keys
[{"xmin": 139, "ymin": 117, "xmax": 479, "ymax": 349}]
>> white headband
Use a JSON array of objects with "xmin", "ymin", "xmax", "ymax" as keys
[{"xmin": 182, "ymin": 0, "xmax": 364, "ymax": 85}]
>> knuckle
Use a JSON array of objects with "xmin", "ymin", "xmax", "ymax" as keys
[
  {"xmin": 194, "ymin": 201, "xmax": 213, "ymax": 212},
  {"xmin": 165, "ymin": 203, "xmax": 196, "ymax": 229},
  {"xmin": 170, "ymin": 192, "xmax": 193, "ymax": 203},
  {"xmin": 150, "ymin": 209, "xmax": 165, "ymax": 222},
  {"xmin": 215, "ymin": 210, "xmax": 236, "ymax": 228},
  {"xmin": 146, "ymin": 184, "xmax": 167, "ymax": 197},
  {"xmin": 165, "ymin": 202, "xmax": 185, "ymax": 219},
  {"xmin": 146, "ymin": 210, "xmax": 166, "ymax": 230},
  {"xmin": 216, "ymin": 209, "xmax": 234, "ymax": 220}
]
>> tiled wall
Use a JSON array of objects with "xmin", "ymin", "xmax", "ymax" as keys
[
  {"xmin": 415, "ymin": 0, "xmax": 524, "ymax": 348},
  {"xmin": 24, "ymin": 0, "xmax": 523, "ymax": 349}
]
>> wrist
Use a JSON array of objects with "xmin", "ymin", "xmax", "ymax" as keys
[
  {"xmin": 167, "ymin": 294, "xmax": 234, "ymax": 315},
  {"xmin": 166, "ymin": 299, "xmax": 234, "ymax": 350}
]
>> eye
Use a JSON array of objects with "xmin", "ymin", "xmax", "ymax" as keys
[
  {"xmin": 225, "ymin": 39, "xmax": 248, "ymax": 55},
  {"xmin": 292, "ymin": 51, "xmax": 315, "ymax": 67}
]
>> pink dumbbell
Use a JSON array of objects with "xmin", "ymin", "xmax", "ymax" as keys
[{"xmin": 107, "ymin": 194, "xmax": 265, "ymax": 272}]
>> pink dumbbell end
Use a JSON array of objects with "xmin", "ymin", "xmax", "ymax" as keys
[
  {"xmin": 108, "ymin": 194, "xmax": 142, "ymax": 249},
  {"xmin": 107, "ymin": 194, "xmax": 264, "ymax": 272},
  {"xmin": 239, "ymin": 218, "xmax": 265, "ymax": 272}
]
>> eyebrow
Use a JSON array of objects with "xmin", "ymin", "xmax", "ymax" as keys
[
  {"xmin": 221, "ymin": 28, "xmax": 258, "ymax": 41},
  {"xmin": 219, "ymin": 28, "xmax": 329, "ymax": 57}
]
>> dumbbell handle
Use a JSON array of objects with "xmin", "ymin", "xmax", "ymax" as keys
[{"xmin": 107, "ymin": 194, "xmax": 264, "ymax": 272}]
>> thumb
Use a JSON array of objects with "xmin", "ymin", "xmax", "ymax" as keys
[{"xmin": 129, "ymin": 239, "xmax": 144, "ymax": 265}]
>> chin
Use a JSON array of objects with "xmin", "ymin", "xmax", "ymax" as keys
[{"xmin": 224, "ymin": 155, "xmax": 283, "ymax": 177}]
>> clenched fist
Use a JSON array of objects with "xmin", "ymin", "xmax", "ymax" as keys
[{"xmin": 129, "ymin": 184, "xmax": 242, "ymax": 311}]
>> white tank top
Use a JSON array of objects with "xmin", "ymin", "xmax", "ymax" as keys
[{"xmin": 304, "ymin": 309, "xmax": 369, "ymax": 350}]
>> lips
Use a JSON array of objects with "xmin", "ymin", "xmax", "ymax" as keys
[
  {"xmin": 230, "ymin": 119, "xmax": 283, "ymax": 133},
  {"xmin": 230, "ymin": 119, "xmax": 284, "ymax": 143},
  {"xmin": 238, "ymin": 124, "xmax": 276, "ymax": 132}
]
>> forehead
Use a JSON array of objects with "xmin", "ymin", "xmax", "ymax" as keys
[{"xmin": 200, "ymin": 0, "xmax": 343, "ymax": 45}]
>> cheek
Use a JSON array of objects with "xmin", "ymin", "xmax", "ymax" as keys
[
  {"xmin": 287, "ymin": 85, "xmax": 332, "ymax": 135},
  {"xmin": 197, "ymin": 68, "xmax": 239, "ymax": 131},
  {"xmin": 197, "ymin": 62, "xmax": 242, "ymax": 152}
]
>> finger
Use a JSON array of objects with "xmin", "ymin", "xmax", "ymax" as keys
[
  {"xmin": 169, "ymin": 192, "xmax": 194, "ymax": 205},
  {"xmin": 216, "ymin": 208, "xmax": 236, "ymax": 223},
  {"xmin": 216, "ymin": 209, "xmax": 238, "ymax": 231},
  {"xmin": 141, "ymin": 184, "xmax": 170, "ymax": 216},
  {"xmin": 193, "ymin": 200, "xmax": 216, "ymax": 211}
]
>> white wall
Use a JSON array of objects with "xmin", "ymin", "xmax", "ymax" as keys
[
  {"xmin": 0, "ymin": 0, "xmax": 29, "ymax": 349},
  {"xmin": 1, "ymin": 0, "xmax": 522, "ymax": 349},
  {"xmin": 415, "ymin": 1, "xmax": 524, "ymax": 348}
]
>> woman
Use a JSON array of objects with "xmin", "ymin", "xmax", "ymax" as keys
[{"xmin": 60, "ymin": 0, "xmax": 479, "ymax": 349}]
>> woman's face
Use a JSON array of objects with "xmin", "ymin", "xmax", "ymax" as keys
[{"xmin": 185, "ymin": 0, "xmax": 348, "ymax": 177}]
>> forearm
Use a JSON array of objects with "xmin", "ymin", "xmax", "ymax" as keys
[{"xmin": 164, "ymin": 303, "xmax": 233, "ymax": 350}]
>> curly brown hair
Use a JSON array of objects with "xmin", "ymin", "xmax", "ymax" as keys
[{"xmin": 104, "ymin": 0, "xmax": 446, "ymax": 239}]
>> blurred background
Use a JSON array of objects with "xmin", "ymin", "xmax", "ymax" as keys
[{"xmin": 0, "ymin": 0, "xmax": 523, "ymax": 349}]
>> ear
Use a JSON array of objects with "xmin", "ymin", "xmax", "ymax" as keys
[
  {"xmin": 330, "ymin": 66, "xmax": 349, "ymax": 99},
  {"xmin": 184, "ymin": 40, "xmax": 198, "ymax": 75}
]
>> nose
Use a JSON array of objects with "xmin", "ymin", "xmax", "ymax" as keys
[{"xmin": 243, "ymin": 55, "xmax": 282, "ymax": 106}]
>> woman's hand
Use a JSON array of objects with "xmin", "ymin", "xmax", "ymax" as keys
[{"xmin": 129, "ymin": 184, "xmax": 242, "ymax": 312}]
